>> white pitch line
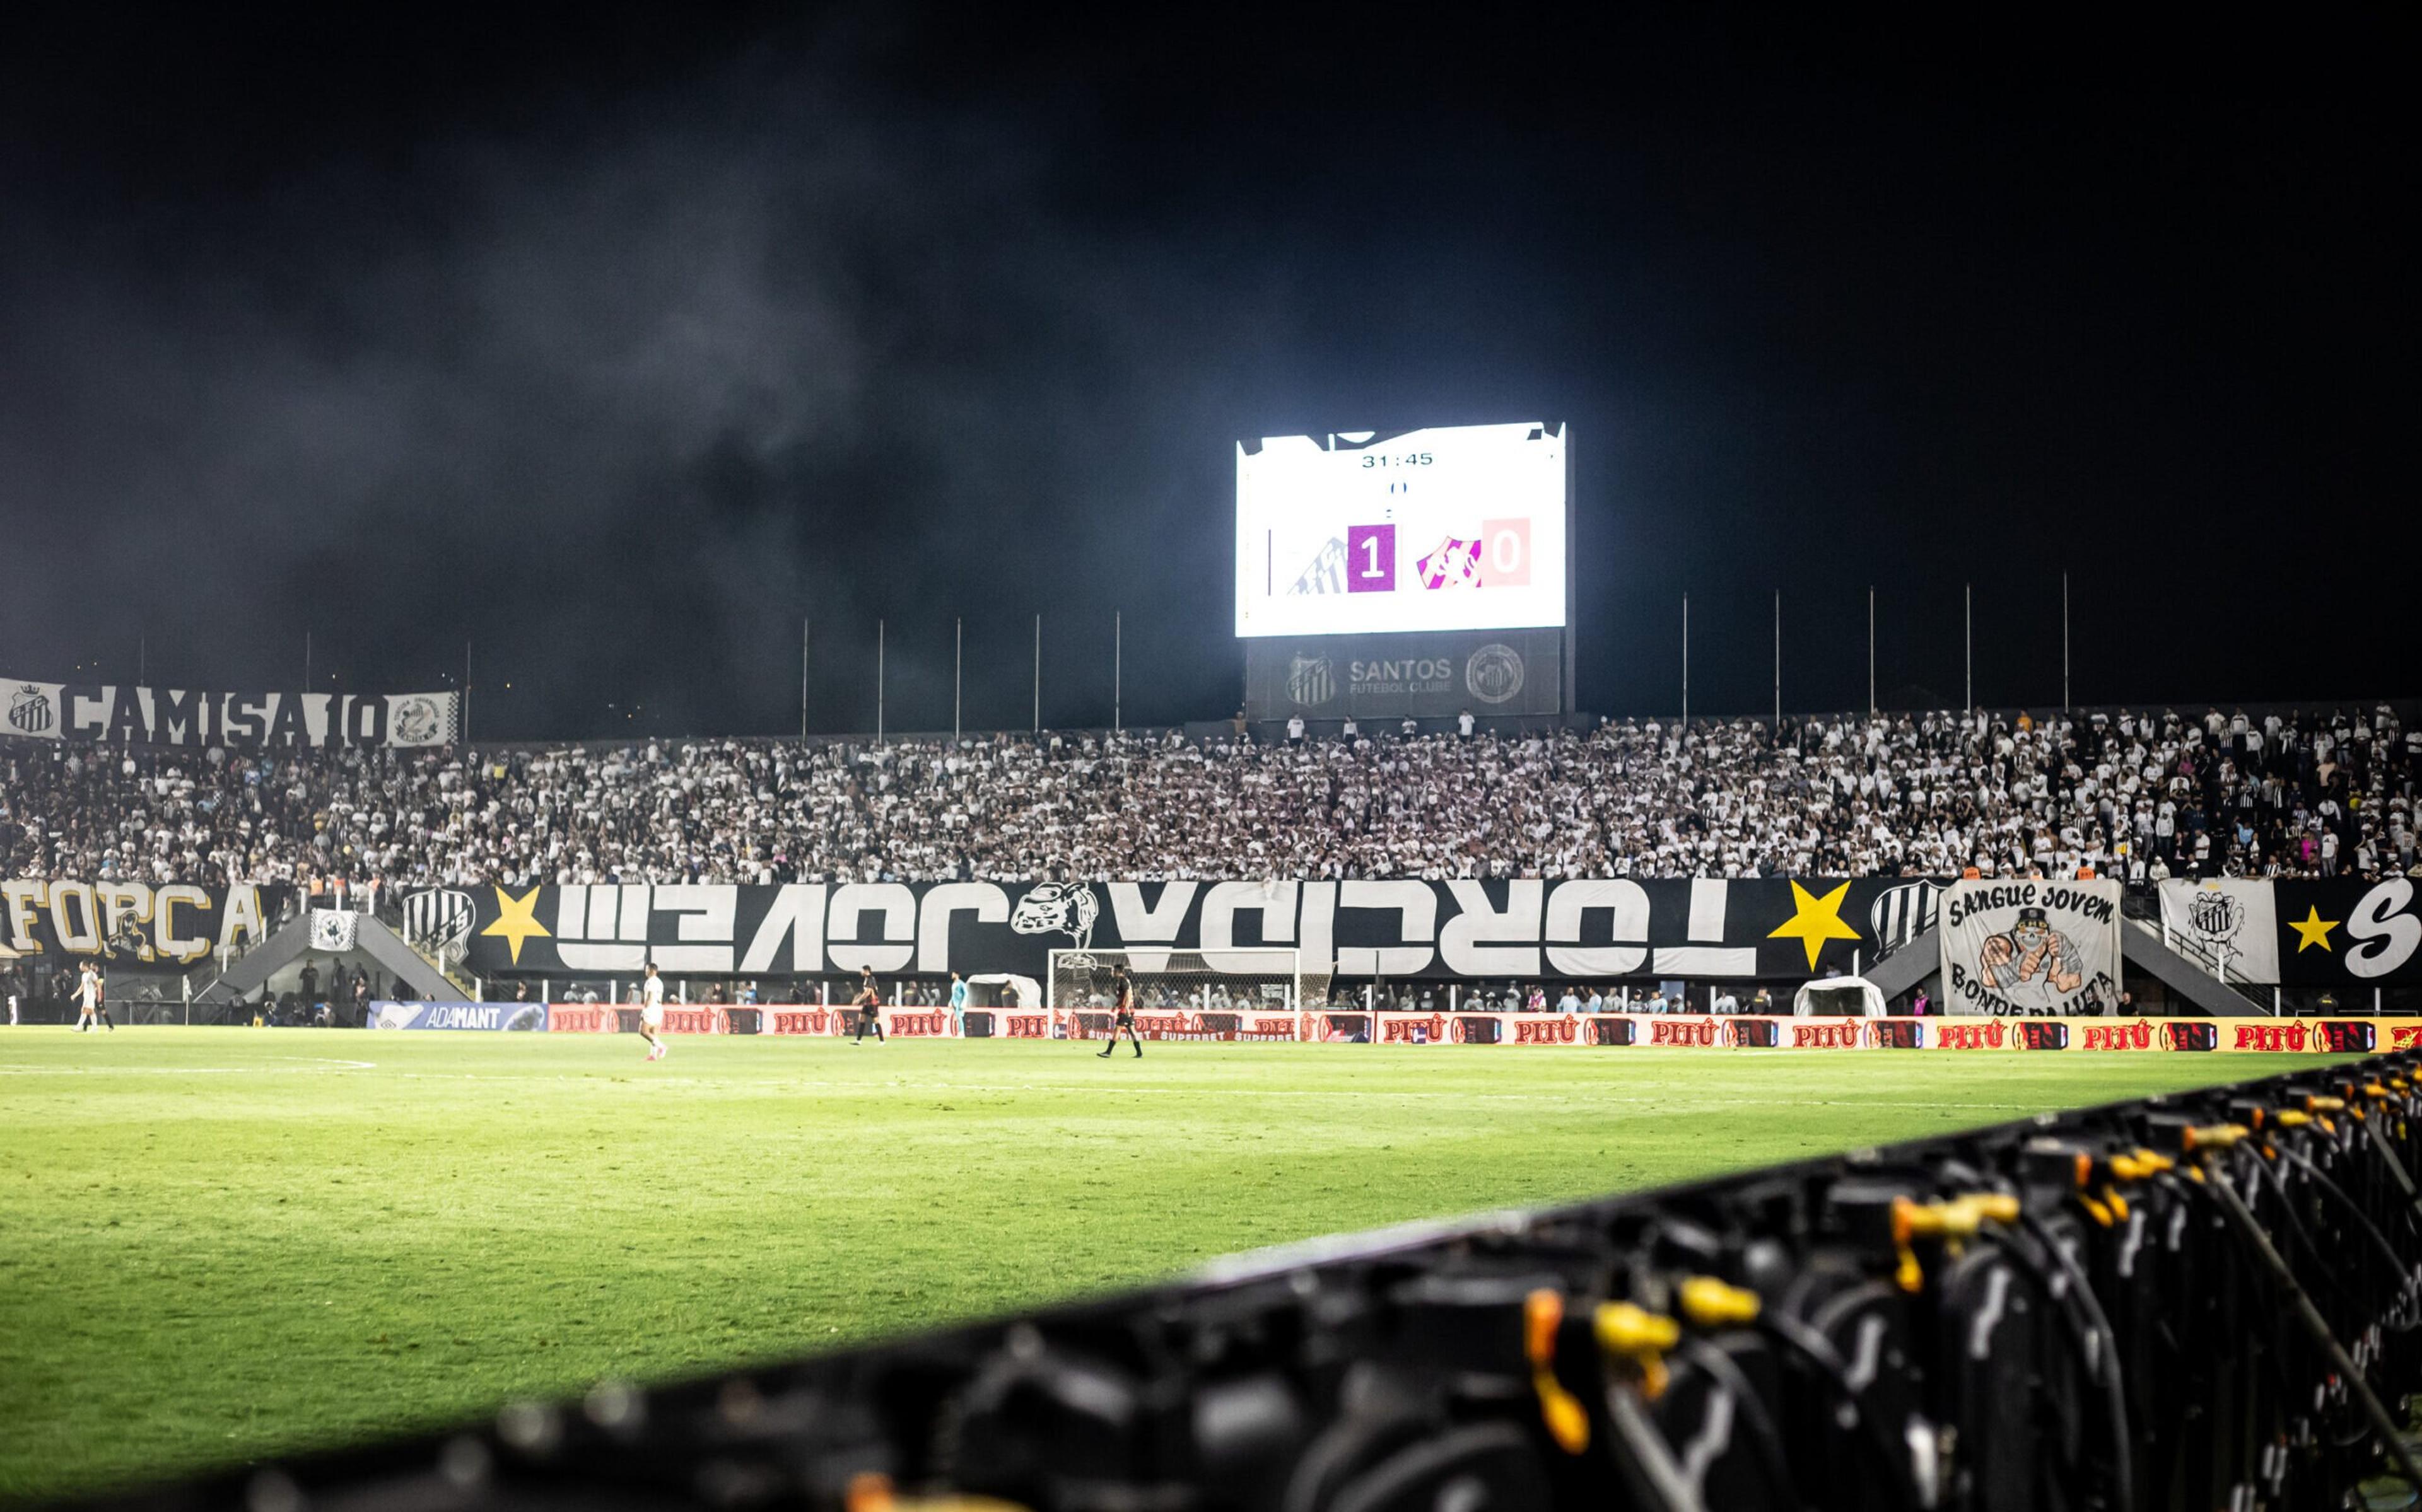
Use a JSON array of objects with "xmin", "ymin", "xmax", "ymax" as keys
[{"xmin": 0, "ymin": 1056, "xmax": 375, "ymax": 1076}]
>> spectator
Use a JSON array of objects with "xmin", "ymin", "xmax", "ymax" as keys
[{"xmin": 0, "ymin": 703, "xmax": 2404, "ymax": 888}]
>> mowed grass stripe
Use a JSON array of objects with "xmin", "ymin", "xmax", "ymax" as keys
[{"xmin": 0, "ymin": 1028, "xmax": 2318, "ymax": 1499}]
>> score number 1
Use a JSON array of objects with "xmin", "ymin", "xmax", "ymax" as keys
[{"xmin": 1345, "ymin": 523, "xmax": 1396, "ymax": 593}]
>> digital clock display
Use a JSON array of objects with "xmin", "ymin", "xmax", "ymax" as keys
[{"xmin": 1235, "ymin": 422, "xmax": 1568, "ymax": 638}]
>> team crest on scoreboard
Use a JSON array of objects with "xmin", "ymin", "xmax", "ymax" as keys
[{"xmin": 1417, "ymin": 537, "xmax": 1482, "ymax": 590}]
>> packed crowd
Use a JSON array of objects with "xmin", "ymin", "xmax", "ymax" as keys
[{"xmin": 2, "ymin": 705, "xmax": 2416, "ymax": 890}]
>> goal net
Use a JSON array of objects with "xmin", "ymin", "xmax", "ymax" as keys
[{"xmin": 1048, "ymin": 948, "xmax": 1328, "ymax": 1016}]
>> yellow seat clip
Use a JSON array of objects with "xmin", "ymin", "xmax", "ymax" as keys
[
  {"xmin": 2181, "ymin": 1124, "xmax": 2249, "ymax": 1153},
  {"xmin": 1891, "ymin": 1194, "xmax": 2018, "ymax": 1286},
  {"xmin": 1593, "ymin": 1300, "xmax": 1681, "ymax": 1401},
  {"xmin": 1678, "ymin": 1276, "xmax": 1762, "ymax": 1330},
  {"xmin": 1524, "ymin": 1290, "xmax": 1591, "ymax": 1453}
]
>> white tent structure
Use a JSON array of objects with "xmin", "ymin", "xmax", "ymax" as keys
[
  {"xmin": 968, "ymin": 972, "xmax": 1043, "ymax": 1009},
  {"xmin": 1792, "ymin": 976, "xmax": 1887, "ymax": 1017}
]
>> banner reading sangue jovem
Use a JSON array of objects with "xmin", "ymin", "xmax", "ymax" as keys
[{"xmin": 1938, "ymin": 878, "xmax": 2122, "ymax": 1016}]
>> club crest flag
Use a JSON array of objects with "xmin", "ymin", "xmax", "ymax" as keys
[
  {"xmin": 1938, "ymin": 878, "xmax": 2122, "ymax": 1016},
  {"xmin": 2156, "ymin": 878, "xmax": 2280, "ymax": 982},
  {"xmin": 309, "ymin": 909, "xmax": 361, "ymax": 953}
]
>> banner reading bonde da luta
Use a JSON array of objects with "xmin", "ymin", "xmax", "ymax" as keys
[{"xmin": 1938, "ymin": 878, "xmax": 2122, "ymax": 1016}]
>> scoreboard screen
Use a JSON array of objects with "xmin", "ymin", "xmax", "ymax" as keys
[{"xmin": 1234, "ymin": 421, "xmax": 1569, "ymax": 638}]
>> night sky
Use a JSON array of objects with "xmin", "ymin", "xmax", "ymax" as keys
[{"xmin": 2, "ymin": 6, "xmax": 2409, "ymax": 740}]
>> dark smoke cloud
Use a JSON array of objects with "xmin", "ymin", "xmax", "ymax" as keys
[
  {"xmin": 4, "ymin": 9, "xmax": 2412, "ymax": 731},
  {"xmin": 0, "ymin": 29, "xmax": 1299, "ymax": 738}
]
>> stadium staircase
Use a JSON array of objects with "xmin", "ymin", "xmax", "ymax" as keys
[
  {"xmin": 190, "ymin": 912, "xmax": 468, "ymax": 1009},
  {"xmin": 1860, "ymin": 926, "xmax": 1939, "ymax": 1001},
  {"xmin": 2118, "ymin": 914, "xmax": 2273, "ymax": 1016}
]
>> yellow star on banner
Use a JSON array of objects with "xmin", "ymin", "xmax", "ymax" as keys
[
  {"xmin": 2288, "ymin": 905, "xmax": 2339, "ymax": 953},
  {"xmin": 1767, "ymin": 880, "xmax": 1865, "ymax": 970},
  {"xmin": 480, "ymin": 884, "xmax": 551, "ymax": 965}
]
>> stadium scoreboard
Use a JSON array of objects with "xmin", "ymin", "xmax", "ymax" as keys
[
  {"xmin": 1236, "ymin": 421, "xmax": 1573, "ymax": 721},
  {"xmin": 1235, "ymin": 422, "xmax": 1569, "ymax": 638}
]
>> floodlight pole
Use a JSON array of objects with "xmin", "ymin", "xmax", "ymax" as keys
[
  {"xmin": 1113, "ymin": 610, "xmax": 1122, "ymax": 734},
  {"xmin": 463, "ymin": 640, "xmax": 472, "ymax": 745},
  {"xmin": 954, "ymin": 617, "xmax": 962, "ymax": 742},
  {"xmin": 304, "ymin": 631, "xmax": 312, "ymax": 695},
  {"xmin": 1772, "ymin": 591, "xmax": 1781, "ymax": 732},
  {"xmin": 800, "ymin": 617, "xmax": 810, "ymax": 742},
  {"xmin": 876, "ymin": 619, "xmax": 886, "ymax": 747},
  {"xmin": 2061, "ymin": 570, "xmax": 2071, "ymax": 711},
  {"xmin": 1867, "ymin": 586, "xmax": 1875, "ymax": 717},
  {"xmin": 1963, "ymin": 583, "xmax": 1973, "ymax": 714},
  {"xmin": 1681, "ymin": 594, "xmax": 1688, "ymax": 728},
  {"xmin": 1033, "ymin": 614, "xmax": 1041, "ymax": 733}
]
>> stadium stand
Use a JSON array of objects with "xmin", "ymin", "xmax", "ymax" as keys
[{"xmin": 3, "ymin": 704, "xmax": 2413, "ymax": 891}]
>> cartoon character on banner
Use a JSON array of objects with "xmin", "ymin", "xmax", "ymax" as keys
[
  {"xmin": 1978, "ymin": 905, "xmax": 2085, "ymax": 1010},
  {"xmin": 1012, "ymin": 883, "xmax": 1100, "ymax": 956}
]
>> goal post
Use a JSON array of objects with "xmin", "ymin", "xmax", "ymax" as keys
[{"xmin": 1047, "ymin": 948, "xmax": 1330, "ymax": 1015}]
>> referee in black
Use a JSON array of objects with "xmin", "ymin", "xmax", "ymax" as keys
[
  {"xmin": 1096, "ymin": 963, "xmax": 1142, "ymax": 1058},
  {"xmin": 850, "ymin": 968, "xmax": 886, "ymax": 1044}
]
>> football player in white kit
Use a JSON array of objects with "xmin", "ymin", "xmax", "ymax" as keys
[
  {"xmin": 640, "ymin": 962, "xmax": 667, "ymax": 1061},
  {"xmin": 76, "ymin": 962, "xmax": 114, "ymax": 1033}
]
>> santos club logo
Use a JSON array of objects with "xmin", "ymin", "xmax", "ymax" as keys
[
  {"xmin": 2184, "ymin": 887, "xmax": 2244, "ymax": 951},
  {"xmin": 8, "ymin": 683, "xmax": 54, "ymax": 736},
  {"xmin": 1287, "ymin": 656, "xmax": 1336, "ymax": 707},
  {"xmin": 1464, "ymin": 644, "xmax": 1524, "ymax": 704}
]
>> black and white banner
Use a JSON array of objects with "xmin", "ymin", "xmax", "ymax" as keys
[
  {"xmin": 3, "ymin": 675, "xmax": 457, "ymax": 748},
  {"xmin": 2156, "ymin": 879, "xmax": 2281, "ymax": 981},
  {"xmin": 1938, "ymin": 878, "xmax": 2123, "ymax": 1016},
  {"xmin": 430, "ymin": 876, "xmax": 1946, "ymax": 983},
  {"xmin": 2158, "ymin": 878, "xmax": 2422, "ymax": 987},
  {"xmin": 1, "ymin": 879, "xmax": 291, "ymax": 964}
]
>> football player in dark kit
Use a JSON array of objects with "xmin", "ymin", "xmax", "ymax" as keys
[
  {"xmin": 1096, "ymin": 963, "xmax": 1142, "ymax": 1058},
  {"xmin": 850, "ymin": 968, "xmax": 886, "ymax": 1044}
]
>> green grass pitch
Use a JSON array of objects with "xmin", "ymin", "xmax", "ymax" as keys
[{"xmin": 0, "ymin": 1026, "xmax": 2334, "ymax": 1499}]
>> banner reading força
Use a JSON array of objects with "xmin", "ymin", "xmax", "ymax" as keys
[
  {"xmin": 3, "ymin": 674, "xmax": 457, "ymax": 748},
  {"xmin": 2, "ymin": 878, "xmax": 288, "ymax": 964},
  {"xmin": 1939, "ymin": 878, "xmax": 2122, "ymax": 1016},
  {"xmin": 421, "ymin": 876, "xmax": 1948, "ymax": 984}
]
